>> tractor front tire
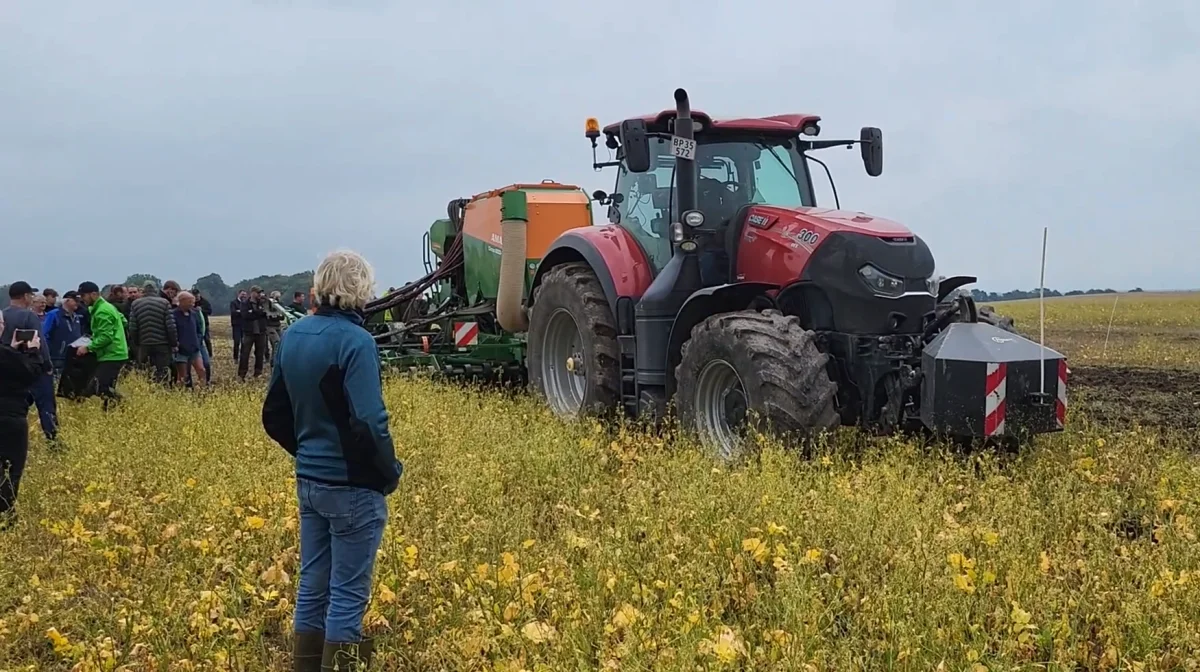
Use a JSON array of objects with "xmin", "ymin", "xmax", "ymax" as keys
[
  {"xmin": 977, "ymin": 304, "xmax": 1016, "ymax": 332},
  {"xmin": 527, "ymin": 262, "xmax": 622, "ymax": 418},
  {"xmin": 938, "ymin": 298, "xmax": 1017, "ymax": 333},
  {"xmin": 675, "ymin": 309, "xmax": 840, "ymax": 461}
]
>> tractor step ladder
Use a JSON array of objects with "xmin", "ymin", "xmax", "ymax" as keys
[{"xmin": 618, "ymin": 335, "xmax": 638, "ymax": 415}]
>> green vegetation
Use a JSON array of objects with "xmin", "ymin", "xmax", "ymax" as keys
[{"xmin": 1, "ymin": 292, "xmax": 1198, "ymax": 670}]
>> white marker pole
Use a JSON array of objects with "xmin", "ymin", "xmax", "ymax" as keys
[
  {"xmin": 1103, "ymin": 294, "xmax": 1120, "ymax": 358},
  {"xmin": 1039, "ymin": 227, "xmax": 1048, "ymax": 396}
]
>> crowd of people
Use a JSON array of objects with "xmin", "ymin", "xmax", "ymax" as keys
[
  {"xmin": 0, "ymin": 278, "xmax": 313, "ymax": 530},
  {"xmin": 228, "ymin": 288, "xmax": 308, "ymax": 379},
  {"xmin": 4, "ymin": 251, "xmax": 400, "ymax": 668}
]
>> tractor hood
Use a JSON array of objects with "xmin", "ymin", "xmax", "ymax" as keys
[{"xmin": 775, "ymin": 206, "xmax": 914, "ymax": 239}]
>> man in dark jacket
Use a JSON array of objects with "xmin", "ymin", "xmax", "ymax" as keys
[
  {"xmin": 289, "ymin": 291, "xmax": 306, "ymax": 314},
  {"xmin": 78, "ymin": 294, "xmax": 92, "ymax": 337},
  {"xmin": 1, "ymin": 309, "xmax": 45, "ymax": 528},
  {"xmin": 161, "ymin": 280, "xmax": 181, "ymax": 304},
  {"xmin": 128, "ymin": 281, "xmax": 177, "ymax": 384},
  {"xmin": 42, "ymin": 292, "xmax": 88, "ymax": 408},
  {"xmin": 109, "ymin": 285, "xmax": 129, "ymax": 319},
  {"xmin": 2, "ymin": 281, "xmax": 56, "ymax": 443},
  {"xmin": 237, "ymin": 286, "xmax": 268, "ymax": 380},
  {"xmin": 41, "ymin": 291, "xmax": 83, "ymax": 377},
  {"xmin": 230, "ymin": 290, "xmax": 248, "ymax": 363}
]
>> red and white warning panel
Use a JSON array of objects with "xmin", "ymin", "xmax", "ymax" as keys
[
  {"xmin": 984, "ymin": 362, "xmax": 1007, "ymax": 437},
  {"xmin": 1056, "ymin": 359, "xmax": 1068, "ymax": 429},
  {"xmin": 921, "ymin": 322, "xmax": 1067, "ymax": 439},
  {"xmin": 454, "ymin": 321, "xmax": 479, "ymax": 349}
]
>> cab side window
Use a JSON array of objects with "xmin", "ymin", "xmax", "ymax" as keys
[{"xmin": 612, "ymin": 139, "xmax": 674, "ymax": 271}]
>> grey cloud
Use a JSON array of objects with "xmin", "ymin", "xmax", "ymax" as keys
[{"xmin": 2, "ymin": 0, "xmax": 1197, "ymax": 292}]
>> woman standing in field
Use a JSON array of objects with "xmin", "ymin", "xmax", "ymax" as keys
[{"xmin": 262, "ymin": 250, "xmax": 402, "ymax": 671}]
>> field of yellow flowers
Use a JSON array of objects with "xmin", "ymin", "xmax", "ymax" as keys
[
  {"xmin": 1, "ymin": 292, "xmax": 1199, "ymax": 670},
  {"xmin": 999, "ymin": 291, "xmax": 1200, "ymax": 370}
]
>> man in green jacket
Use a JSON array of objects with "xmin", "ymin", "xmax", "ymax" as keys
[{"xmin": 76, "ymin": 282, "xmax": 129, "ymax": 411}]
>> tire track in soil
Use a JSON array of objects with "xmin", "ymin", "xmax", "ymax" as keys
[{"xmin": 1070, "ymin": 365, "xmax": 1200, "ymax": 432}]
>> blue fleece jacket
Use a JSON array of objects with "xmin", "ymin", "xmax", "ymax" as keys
[
  {"xmin": 41, "ymin": 307, "xmax": 83, "ymax": 368},
  {"xmin": 261, "ymin": 307, "xmax": 402, "ymax": 494},
  {"xmin": 172, "ymin": 308, "xmax": 203, "ymax": 356}
]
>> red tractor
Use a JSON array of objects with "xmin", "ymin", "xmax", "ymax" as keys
[{"xmin": 519, "ymin": 88, "xmax": 1065, "ymax": 457}]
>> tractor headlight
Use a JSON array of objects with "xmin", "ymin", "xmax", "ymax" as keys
[
  {"xmin": 682, "ymin": 209, "xmax": 705, "ymax": 228},
  {"xmin": 858, "ymin": 263, "xmax": 905, "ymax": 298},
  {"xmin": 926, "ymin": 276, "xmax": 940, "ymax": 298}
]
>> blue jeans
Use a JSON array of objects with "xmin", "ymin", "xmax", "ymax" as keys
[
  {"xmin": 294, "ymin": 478, "xmax": 388, "ymax": 643},
  {"xmin": 201, "ymin": 340, "xmax": 211, "ymax": 382},
  {"xmin": 28, "ymin": 372, "xmax": 57, "ymax": 440}
]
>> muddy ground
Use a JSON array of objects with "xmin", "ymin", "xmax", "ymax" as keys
[{"xmin": 1072, "ymin": 365, "xmax": 1200, "ymax": 433}]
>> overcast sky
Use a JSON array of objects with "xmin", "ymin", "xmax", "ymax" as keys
[{"xmin": 3, "ymin": 0, "xmax": 1198, "ymax": 293}]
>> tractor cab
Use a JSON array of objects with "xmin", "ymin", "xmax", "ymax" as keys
[
  {"xmin": 587, "ymin": 108, "xmax": 881, "ymax": 288},
  {"xmin": 607, "ymin": 135, "xmax": 815, "ymax": 284}
]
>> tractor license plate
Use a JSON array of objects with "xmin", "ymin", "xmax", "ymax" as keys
[{"xmin": 671, "ymin": 135, "xmax": 697, "ymax": 160}]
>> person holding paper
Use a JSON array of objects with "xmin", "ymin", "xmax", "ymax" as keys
[
  {"xmin": 76, "ymin": 282, "xmax": 129, "ymax": 411},
  {"xmin": 42, "ymin": 291, "xmax": 84, "ymax": 377}
]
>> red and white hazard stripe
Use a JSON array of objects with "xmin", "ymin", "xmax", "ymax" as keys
[
  {"xmin": 1056, "ymin": 359, "xmax": 1068, "ymax": 428},
  {"xmin": 454, "ymin": 321, "xmax": 479, "ymax": 348},
  {"xmin": 984, "ymin": 362, "xmax": 1007, "ymax": 437}
]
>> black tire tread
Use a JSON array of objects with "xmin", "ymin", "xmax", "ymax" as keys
[
  {"xmin": 527, "ymin": 262, "xmax": 622, "ymax": 416},
  {"xmin": 675, "ymin": 309, "xmax": 840, "ymax": 447}
]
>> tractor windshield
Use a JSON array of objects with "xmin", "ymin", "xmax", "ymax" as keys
[
  {"xmin": 696, "ymin": 136, "xmax": 815, "ymax": 213},
  {"xmin": 618, "ymin": 134, "xmax": 814, "ymax": 234},
  {"xmin": 614, "ymin": 133, "xmax": 816, "ymax": 271}
]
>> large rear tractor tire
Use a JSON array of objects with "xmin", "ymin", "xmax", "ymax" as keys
[
  {"xmin": 527, "ymin": 262, "xmax": 622, "ymax": 418},
  {"xmin": 675, "ymin": 309, "xmax": 840, "ymax": 460}
]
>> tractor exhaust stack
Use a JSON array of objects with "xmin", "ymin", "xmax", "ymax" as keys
[{"xmin": 673, "ymin": 88, "xmax": 697, "ymax": 215}]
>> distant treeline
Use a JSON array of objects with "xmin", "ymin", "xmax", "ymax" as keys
[
  {"xmin": 156, "ymin": 272, "xmax": 316, "ymax": 315},
  {"xmin": 2, "ymin": 275, "xmax": 1148, "ymax": 312},
  {"xmin": 968, "ymin": 287, "xmax": 1144, "ymax": 303},
  {"xmin": 1, "ymin": 271, "xmax": 315, "ymax": 315}
]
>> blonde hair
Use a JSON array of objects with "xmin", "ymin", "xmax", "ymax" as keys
[
  {"xmin": 314, "ymin": 249, "xmax": 375, "ymax": 310},
  {"xmin": 176, "ymin": 291, "xmax": 195, "ymax": 305}
]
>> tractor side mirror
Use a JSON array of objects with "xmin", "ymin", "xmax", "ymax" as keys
[
  {"xmin": 860, "ymin": 127, "xmax": 883, "ymax": 177},
  {"xmin": 620, "ymin": 119, "xmax": 651, "ymax": 173},
  {"xmin": 592, "ymin": 189, "xmax": 608, "ymax": 202}
]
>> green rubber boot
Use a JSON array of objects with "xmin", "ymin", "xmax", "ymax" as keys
[
  {"xmin": 321, "ymin": 638, "xmax": 374, "ymax": 670},
  {"xmin": 292, "ymin": 631, "xmax": 325, "ymax": 672}
]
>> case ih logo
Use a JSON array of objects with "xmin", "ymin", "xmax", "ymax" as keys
[
  {"xmin": 747, "ymin": 213, "xmax": 774, "ymax": 229},
  {"xmin": 782, "ymin": 228, "xmax": 820, "ymax": 250}
]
